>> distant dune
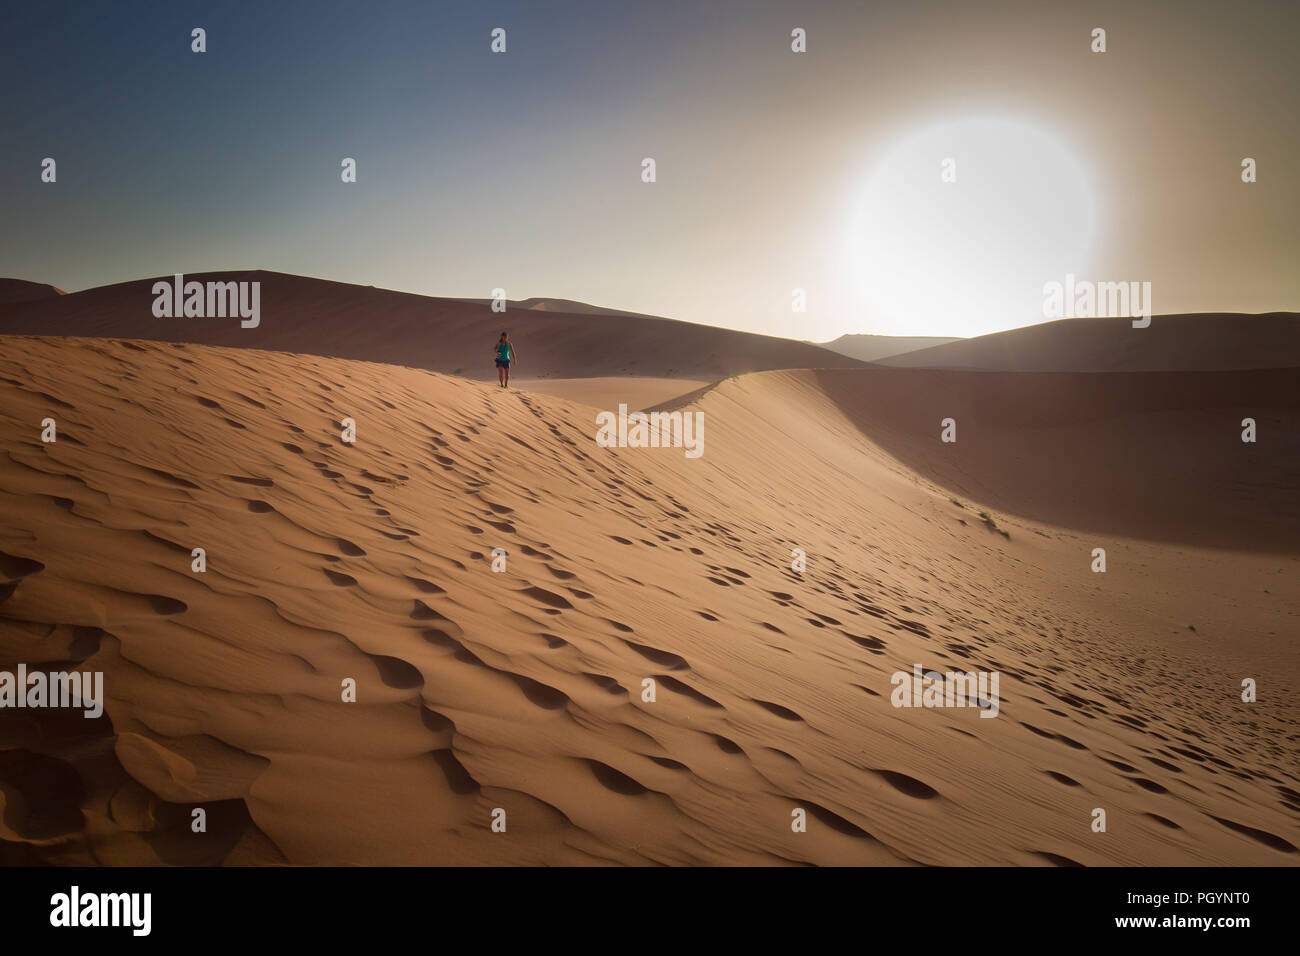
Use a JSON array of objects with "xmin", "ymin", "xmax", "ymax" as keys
[
  {"xmin": 514, "ymin": 297, "xmax": 669, "ymax": 320},
  {"xmin": 878, "ymin": 313, "xmax": 1300, "ymax": 371},
  {"xmin": 818, "ymin": 332, "xmax": 962, "ymax": 363},
  {"xmin": 1, "ymin": 334, "xmax": 1296, "ymax": 865},
  {"xmin": 0, "ymin": 278, "xmax": 64, "ymax": 306},
  {"xmin": 451, "ymin": 296, "xmax": 673, "ymax": 321},
  {"xmin": 0, "ymin": 272, "xmax": 865, "ymax": 382}
]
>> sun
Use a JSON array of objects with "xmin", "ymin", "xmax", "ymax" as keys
[{"xmin": 848, "ymin": 116, "xmax": 1097, "ymax": 339}]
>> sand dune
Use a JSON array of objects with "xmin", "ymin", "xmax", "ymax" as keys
[
  {"xmin": 1, "ymin": 334, "xmax": 1296, "ymax": 866},
  {"xmin": 818, "ymin": 333, "xmax": 962, "ymax": 363},
  {"xmin": 809, "ymin": 366, "xmax": 1300, "ymax": 552},
  {"xmin": 452, "ymin": 296, "xmax": 667, "ymax": 319},
  {"xmin": 0, "ymin": 279, "xmax": 64, "ymax": 306},
  {"xmin": 515, "ymin": 377, "xmax": 712, "ymax": 410},
  {"xmin": 513, "ymin": 298, "xmax": 669, "ymax": 320},
  {"xmin": 0, "ymin": 272, "xmax": 866, "ymax": 383},
  {"xmin": 878, "ymin": 313, "xmax": 1300, "ymax": 371}
]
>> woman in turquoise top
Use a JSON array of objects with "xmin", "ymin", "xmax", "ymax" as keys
[{"xmin": 494, "ymin": 331, "xmax": 515, "ymax": 388}]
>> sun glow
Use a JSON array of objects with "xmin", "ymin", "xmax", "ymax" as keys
[{"xmin": 848, "ymin": 116, "xmax": 1098, "ymax": 338}]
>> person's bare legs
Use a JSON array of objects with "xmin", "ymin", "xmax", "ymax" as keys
[
  {"xmin": 503, "ymin": 365, "xmax": 510, "ymax": 388},
  {"xmin": 498, "ymin": 365, "xmax": 505, "ymax": 387}
]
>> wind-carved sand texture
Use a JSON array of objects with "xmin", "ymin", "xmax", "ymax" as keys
[{"xmin": 0, "ymin": 335, "xmax": 1297, "ymax": 865}]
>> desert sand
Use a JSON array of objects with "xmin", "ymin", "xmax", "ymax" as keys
[
  {"xmin": 516, "ymin": 376, "xmax": 711, "ymax": 410},
  {"xmin": 1, "ymin": 327, "xmax": 1296, "ymax": 866}
]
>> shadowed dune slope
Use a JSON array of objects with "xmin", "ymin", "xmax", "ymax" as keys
[
  {"xmin": 818, "ymin": 333, "xmax": 962, "ymax": 363},
  {"xmin": 0, "ymin": 279, "xmax": 64, "ymax": 306},
  {"xmin": 510, "ymin": 297, "xmax": 668, "ymax": 319},
  {"xmin": 0, "ymin": 272, "xmax": 866, "ymax": 382},
  {"xmin": 878, "ymin": 313, "xmax": 1300, "ymax": 372},
  {"xmin": 0, "ymin": 336, "xmax": 1296, "ymax": 866},
  {"xmin": 808, "ymin": 366, "xmax": 1300, "ymax": 552}
]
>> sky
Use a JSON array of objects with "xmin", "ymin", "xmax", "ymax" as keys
[{"xmin": 2, "ymin": 0, "xmax": 1297, "ymax": 340}]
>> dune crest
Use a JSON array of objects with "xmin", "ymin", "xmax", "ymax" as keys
[{"xmin": 0, "ymin": 272, "xmax": 866, "ymax": 383}]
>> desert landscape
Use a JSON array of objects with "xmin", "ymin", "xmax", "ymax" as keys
[{"xmin": 1, "ymin": 276, "xmax": 1296, "ymax": 866}]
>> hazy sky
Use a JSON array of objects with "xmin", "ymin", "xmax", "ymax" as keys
[{"xmin": 3, "ymin": 0, "xmax": 1297, "ymax": 339}]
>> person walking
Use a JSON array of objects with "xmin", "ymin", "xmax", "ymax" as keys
[{"xmin": 495, "ymin": 331, "xmax": 516, "ymax": 388}]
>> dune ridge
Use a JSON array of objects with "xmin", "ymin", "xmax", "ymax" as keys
[
  {"xmin": 878, "ymin": 313, "xmax": 1300, "ymax": 372},
  {"xmin": 0, "ymin": 272, "xmax": 867, "ymax": 383},
  {"xmin": 818, "ymin": 333, "xmax": 963, "ymax": 363}
]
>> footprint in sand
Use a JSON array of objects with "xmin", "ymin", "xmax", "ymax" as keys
[
  {"xmin": 712, "ymin": 734, "xmax": 745, "ymax": 755},
  {"xmin": 873, "ymin": 769, "xmax": 940, "ymax": 800},
  {"xmin": 335, "ymin": 538, "xmax": 366, "ymax": 556},
  {"xmin": 0, "ymin": 550, "xmax": 45, "ymax": 580},
  {"xmin": 420, "ymin": 705, "xmax": 456, "ymax": 736},
  {"xmin": 753, "ymin": 699, "xmax": 803, "ymax": 722},
  {"xmin": 1146, "ymin": 813, "xmax": 1182, "ymax": 830},
  {"xmin": 1044, "ymin": 771, "xmax": 1081, "ymax": 787},
  {"xmin": 623, "ymin": 640, "xmax": 688, "ymax": 671},
  {"xmin": 366, "ymin": 653, "xmax": 423, "ymax": 690},
  {"xmin": 798, "ymin": 800, "xmax": 874, "ymax": 839},
  {"xmin": 145, "ymin": 594, "xmax": 188, "ymax": 615},
  {"xmin": 0, "ymin": 751, "xmax": 86, "ymax": 840},
  {"xmin": 582, "ymin": 673, "xmax": 627, "ymax": 696},
  {"xmin": 843, "ymin": 633, "xmax": 887, "ymax": 652},
  {"xmin": 586, "ymin": 759, "xmax": 651, "ymax": 796},
  {"xmin": 406, "ymin": 575, "xmax": 446, "ymax": 594},
  {"xmin": 139, "ymin": 466, "xmax": 200, "ymax": 490},
  {"xmin": 410, "ymin": 600, "xmax": 461, "ymax": 631},
  {"xmin": 647, "ymin": 755, "xmax": 689, "ymax": 771},
  {"xmin": 656, "ymin": 674, "xmax": 723, "ymax": 708},
  {"xmin": 430, "ymin": 750, "xmax": 479, "ymax": 795},
  {"xmin": 506, "ymin": 672, "xmax": 570, "ymax": 710},
  {"xmin": 521, "ymin": 586, "xmax": 573, "ymax": 610}
]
